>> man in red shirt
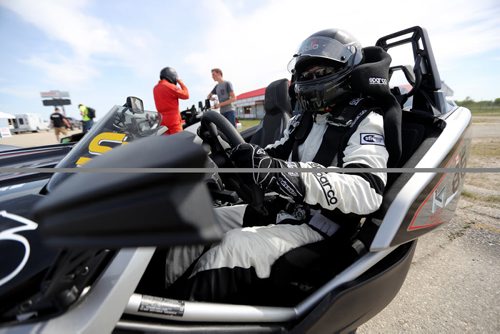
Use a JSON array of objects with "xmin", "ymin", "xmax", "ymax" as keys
[{"xmin": 153, "ymin": 67, "xmax": 189, "ymax": 135}]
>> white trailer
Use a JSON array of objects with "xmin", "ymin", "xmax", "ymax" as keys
[{"xmin": 12, "ymin": 113, "xmax": 49, "ymax": 133}]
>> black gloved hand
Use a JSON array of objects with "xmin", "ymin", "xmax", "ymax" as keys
[{"xmin": 229, "ymin": 143, "xmax": 305, "ymax": 202}]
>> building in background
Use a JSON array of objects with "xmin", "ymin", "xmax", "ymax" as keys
[{"xmin": 234, "ymin": 87, "xmax": 266, "ymax": 119}]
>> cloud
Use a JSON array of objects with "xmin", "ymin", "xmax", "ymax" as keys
[
  {"xmin": 1, "ymin": 0, "xmax": 160, "ymax": 86},
  {"xmin": 0, "ymin": 86, "xmax": 39, "ymax": 99},
  {"xmin": 184, "ymin": 0, "xmax": 500, "ymax": 95},
  {"xmin": 21, "ymin": 54, "xmax": 99, "ymax": 86},
  {"xmin": 3, "ymin": 0, "xmax": 116, "ymax": 58},
  {"xmin": 1, "ymin": 0, "xmax": 498, "ymax": 114}
]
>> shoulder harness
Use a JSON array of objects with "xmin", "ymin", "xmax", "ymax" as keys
[{"xmin": 291, "ymin": 97, "xmax": 381, "ymax": 167}]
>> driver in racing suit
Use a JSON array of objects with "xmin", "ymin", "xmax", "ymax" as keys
[{"xmin": 166, "ymin": 28, "xmax": 391, "ymax": 303}]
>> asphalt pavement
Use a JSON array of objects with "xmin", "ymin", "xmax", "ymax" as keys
[
  {"xmin": 358, "ymin": 120, "xmax": 500, "ymax": 333},
  {"xmin": 0, "ymin": 129, "xmax": 81, "ymax": 147},
  {"xmin": 358, "ymin": 198, "xmax": 500, "ymax": 333}
]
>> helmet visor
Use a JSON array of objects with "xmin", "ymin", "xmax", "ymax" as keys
[
  {"xmin": 288, "ymin": 36, "xmax": 356, "ymax": 73},
  {"xmin": 296, "ymin": 65, "xmax": 337, "ymax": 82}
]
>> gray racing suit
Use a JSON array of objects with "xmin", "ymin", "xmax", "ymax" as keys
[{"xmin": 168, "ymin": 99, "xmax": 388, "ymax": 302}]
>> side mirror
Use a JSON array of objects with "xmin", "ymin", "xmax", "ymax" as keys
[
  {"xmin": 126, "ymin": 96, "xmax": 144, "ymax": 113},
  {"xmin": 34, "ymin": 132, "xmax": 222, "ymax": 248}
]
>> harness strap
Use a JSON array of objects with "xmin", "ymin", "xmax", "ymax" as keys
[
  {"xmin": 291, "ymin": 110, "xmax": 313, "ymax": 161},
  {"xmin": 336, "ymin": 104, "xmax": 382, "ymax": 166},
  {"xmin": 312, "ymin": 124, "xmax": 345, "ymax": 167},
  {"xmin": 294, "ymin": 97, "xmax": 379, "ymax": 167}
]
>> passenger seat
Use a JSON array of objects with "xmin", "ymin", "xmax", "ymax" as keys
[{"xmin": 250, "ymin": 79, "xmax": 292, "ymax": 147}]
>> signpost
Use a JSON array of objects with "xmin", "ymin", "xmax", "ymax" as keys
[
  {"xmin": 40, "ymin": 90, "xmax": 71, "ymax": 114},
  {"xmin": 42, "ymin": 99, "xmax": 71, "ymax": 106},
  {"xmin": 0, "ymin": 127, "xmax": 12, "ymax": 138}
]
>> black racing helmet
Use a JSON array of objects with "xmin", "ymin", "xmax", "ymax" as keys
[
  {"xmin": 288, "ymin": 29, "xmax": 363, "ymax": 113},
  {"xmin": 159, "ymin": 67, "xmax": 178, "ymax": 84}
]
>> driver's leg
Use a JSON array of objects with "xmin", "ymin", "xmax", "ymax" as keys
[
  {"xmin": 165, "ymin": 205, "xmax": 247, "ymax": 288},
  {"xmin": 182, "ymin": 223, "xmax": 323, "ymax": 303}
]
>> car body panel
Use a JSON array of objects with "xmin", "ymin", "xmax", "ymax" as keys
[{"xmin": 371, "ymin": 107, "xmax": 471, "ymax": 250}]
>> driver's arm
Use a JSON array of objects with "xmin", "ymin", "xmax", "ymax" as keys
[
  {"xmin": 230, "ymin": 112, "xmax": 388, "ymax": 215},
  {"xmin": 263, "ymin": 115, "xmax": 301, "ymax": 160}
]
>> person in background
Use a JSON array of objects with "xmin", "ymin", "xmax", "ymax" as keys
[
  {"xmin": 50, "ymin": 107, "xmax": 70, "ymax": 142},
  {"xmin": 79, "ymin": 103, "xmax": 93, "ymax": 133},
  {"xmin": 153, "ymin": 67, "xmax": 190, "ymax": 135},
  {"xmin": 208, "ymin": 68, "xmax": 237, "ymax": 127}
]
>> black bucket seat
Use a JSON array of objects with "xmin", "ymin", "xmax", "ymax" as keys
[{"xmin": 249, "ymin": 79, "xmax": 292, "ymax": 147}]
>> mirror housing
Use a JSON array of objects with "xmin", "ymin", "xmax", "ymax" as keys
[
  {"xmin": 34, "ymin": 132, "xmax": 221, "ymax": 248},
  {"xmin": 125, "ymin": 96, "xmax": 144, "ymax": 113}
]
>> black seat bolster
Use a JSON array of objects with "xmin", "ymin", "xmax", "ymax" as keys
[
  {"xmin": 264, "ymin": 78, "xmax": 291, "ymax": 115},
  {"xmin": 249, "ymin": 78, "xmax": 291, "ymax": 147},
  {"xmin": 382, "ymin": 94, "xmax": 402, "ymax": 168},
  {"xmin": 250, "ymin": 113, "xmax": 289, "ymax": 147},
  {"xmin": 269, "ymin": 235, "xmax": 358, "ymax": 306}
]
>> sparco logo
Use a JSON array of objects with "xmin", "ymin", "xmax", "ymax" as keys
[
  {"xmin": 314, "ymin": 173, "xmax": 338, "ymax": 205},
  {"xmin": 369, "ymin": 77, "xmax": 387, "ymax": 85},
  {"xmin": 279, "ymin": 178, "xmax": 297, "ymax": 197}
]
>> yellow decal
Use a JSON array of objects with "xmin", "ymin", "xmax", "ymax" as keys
[
  {"xmin": 76, "ymin": 156, "xmax": 92, "ymax": 166},
  {"xmin": 76, "ymin": 132, "xmax": 128, "ymax": 167}
]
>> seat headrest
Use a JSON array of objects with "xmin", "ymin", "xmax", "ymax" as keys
[
  {"xmin": 350, "ymin": 46, "xmax": 392, "ymax": 99},
  {"xmin": 264, "ymin": 78, "xmax": 292, "ymax": 116},
  {"xmin": 350, "ymin": 47, "xmax": 402, "ymax": 168}
]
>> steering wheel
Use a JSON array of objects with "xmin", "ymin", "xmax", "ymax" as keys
[{"xmin": 199, "ymin": 111, "xmax": 267, "ymax": 215}]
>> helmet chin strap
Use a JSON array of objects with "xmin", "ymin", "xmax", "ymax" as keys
[
  {"xmin": 312, "ymin": 104, "xmax": 340, "ymax": 123},
  {"xmin": 297, "ymin": 79, "xmax": 356, "ymax": 118},
  {"xmin": 298, "ymin": 95, "xmax": 333, "ymax": 118}
]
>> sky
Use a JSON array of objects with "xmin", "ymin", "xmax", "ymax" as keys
[{"xmin": 0, "ymin": 0, "xmax": 499, "ymax": 121}]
